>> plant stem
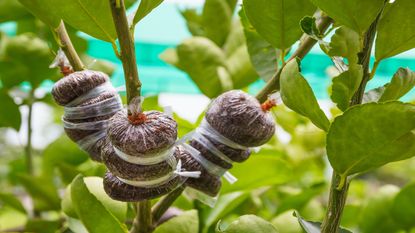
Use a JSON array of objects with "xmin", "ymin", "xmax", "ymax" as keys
[
  {"xmin": 151, "ymin": 186, "xmax": 185, "ymax": 224},
  {"xmin": 25, "ymin": 89, "xmax": 35, "ymax": 175},
  {"xmin": 255, "ymin": 15, "xmax": 333, "ymax": 102},
  {"xmin": 130, "ymin": 201, "xmax": 152, "ymax": 233},
  {"xmin": 321, "ymin": 3, "xmax": 386, "ymax": 233},
  {"xmin": 55, "ymin": 21, "xmax": 85, "ymax": 72},
  {"xmin": 109, "ymin": 0, "xmax": 141, "ymax": 106},
  {"xmin": 109, "ymin": 1, "xmax": 149, "ymax": 232},
  {"xmin": 321, "ymin": 172, "xmax": 350, "ymax": 233}
]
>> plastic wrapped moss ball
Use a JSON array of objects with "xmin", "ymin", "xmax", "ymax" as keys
[
  {"xmin": 103, "ymin": 171, "xmax": 184, "ymax": 202},
  {"xmin": 51, "ymin": 70, "xmax": 108, "ymax": 106},
  {"xmin": 107, "ymin": 110, "xmax": 177, "ymax": 155},
  {"xmin": 205, "ymin": 90, "xmax": 275, "ymax": 147},
  {"xmin": 102, "ymin": 136, "xmax": 179, "ymax": 181},
  {"xmin": 51, "ymin": 70, "xmax": 121, "ymax": 162}
]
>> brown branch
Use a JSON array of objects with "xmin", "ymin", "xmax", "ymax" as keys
[
  {"xmin": 109, "ymin": 0, "xmax": 141, "ymax": 106},
  {"xmin": 321, "ymin": 2, "xmax": 387, "ymax": 232},
  {"xmin": 255, "ymin": 15, "xmax": 333, "ymax": 102},
  {"xmin": 55, "ymin": 21, "xmax": 85, "ymax": 72}
]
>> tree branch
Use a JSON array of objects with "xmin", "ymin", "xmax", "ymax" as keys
[
  {"xmin": 255, "ymin": 15, "xmax": 333, "ymax": 102},
  {"xmin": 321, "ymin": 3, "xmax": 387, "ymax": 232},
  {"xmin": 109, "ymin": 0, "xmax": 141, "ymax": 106},
  {"xmin": 55, "ymin": 21, "xmax": 85, "ymax": 72},
  {"xmin": 151, "ymin": 186, "xmax": 185, "ymax": 225}
]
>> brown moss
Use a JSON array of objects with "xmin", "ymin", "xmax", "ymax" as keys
[
  {"xmin": 102, "ymin": 137, "xmax": 179, "ymax": 180},
  {"xmin": 103, "ymin": 171, "xmax": 184, "ymax": 202},
  {"xmin": 107, "ymin": 110, "xmax": 177, "ymax": 155},
  {"xmin": 52, "ymin": 70, "xmax": 109, "ymax": 106}
]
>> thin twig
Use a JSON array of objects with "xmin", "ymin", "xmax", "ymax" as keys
[
  {"xmin": 130, "ymin": 201, "xmax": 153, "ymax": 233},
  {"xmin": 25, "ymin": 89, "xmax": 35, "ymax": 175},
  {"xmin": 321, "ymin": 2, "xmax": 387, "ymax": 232},
  {"xmin": 109, "ymin": 0, "xmax": 141, "ymax": 106},
  {"xmin": 255, "ymin": 15, "xmax": 333, "ymax": 102},
  {"xmin": 151, "ymin": 186, "xmax": 185, "ymax": 225},
  {"xmin": 55, "ymin": 21, "xmax": 85, "ymax": 71}
]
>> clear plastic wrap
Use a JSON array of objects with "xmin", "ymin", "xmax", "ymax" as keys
[
  {"xmin": 64, "ymin": 95, "xmax": 122, "ymax": 120},
  {"xmin": 116, "ymin": 160, "xmax": 200, "ymax": 188},
  {"xmin": 197, "ymin": 119, "xmax": 248, "ymax": 151},
  {"xmin": 76, "ymin": 130, "xmax": 107, "ymax": 152}
]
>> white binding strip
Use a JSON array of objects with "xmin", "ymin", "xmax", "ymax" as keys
[
  {"xmin": 113, "ymin": 146, "xmax": 175, "ymax": 166},
  {"xmin": 64, "ymin": 95, "xmax": 122, "ymax": 120},
  {"xmin": 62, "ymin": 118, "xmax": 109, "ymax": 130},
  {"xmin": 66, "ymin": 82, "xmax": 115, "ymax": 107},
  {"xmin": 117, "ymin": 160, "xmax": 201, "ymax": 188},
  {"xmin": 198, "ymin": 119, "xmax": 248, "ymax": 151},
  {"xmin": 182, "ymin": 143, "xmax": 237, "ymax": 184},
  {"xmin": 192, "ymin": 130, "xmax": 234, "ymax": 164}
]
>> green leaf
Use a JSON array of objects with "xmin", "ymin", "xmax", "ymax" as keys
[
  {"xmin": 61, "ymin": 1, "xmax": 117, "ymax": 41},
  {"xmin": 42, "ymin": 135, "xmax": 89, "ymax": 180},
  {"xmin": 25, "ymin": 0, "xmax": 117, "ymax": 41},
  {"xmin": 309, "ymin": 0, "xmax": 384, "ymax": 35},
  {"xmin": 0, "ymin": 0, "xmax": 31, "ymax": 23},
  {"xmin": 327, "ymin": 102, "xmax": 415, "ymax": 176},
  {"xmin": 165, "ymin": 37, "xmax": 229, "ymax": 98},
  {"xmin": 154, "ymin": 210, "xmax": 198, "ymax": 233},
  {"xmin": 0, "ymin": 33, "xmax": 58, "ymax": 87},
  {"xmin": 239, "ymin": 7, "xmax": 278, "ymax": 82},
  {"xmin": 203, "ymin": 192, "xmax": 250, "ymax": 229},
  {"xmin": 226, "ymin": 45, "xmax": 258, "ymax": 89},
  {"xmin": 359, "ymin": 185, "xmax": 400, "ymax": 233},
  {"xmin": 376, "ymin": 0, "xmax": 415, "ymax": 60},
  {"xmin": 0, "ymin": 193, "xmax": 26, "ymax": 213},
  {"xmin": 132, "ymin": 0, "xmax": 164, "ymax": 26},
  {"xmin": 63, "ymin": 177, "xmax": 127, "ymax": 221},
  {"xmin": 223, "ymin": 20, "xmax": 245, "ymax": 58},
  {"xmin": 280, "ymin": 59, "xmax": 330, "ymax": 131},
  {"xmin": 300, "ymin": 16, "xmax": 321, "ymax": 40},
  {"xmin": 18, "ymin": 0, "xmax": 61, "ymax": 27},
  {"xmin": 0, "ymin": 91, "xmax": 21, "ymax": 131},
  {"xmin": 391, "ymin": 182, "xmax": 415, "ymax": 230},
  {"xmin": 217, "ymin": 215, "xmax": 278, "ymax": 233},
  {"xmin": 179, "ymin": 9, "xmax": 204, "ymax": 37},
  {"xmin": 379, "ymin": 68, "xmax": 415, "ymax": 102},
  {"xmin": 331, "ymin": 65, "xmax": 364, "ymax": 111},
  {"xmin": 221, "ymin": 155, "xmax": 291, "ymax": 193},
  {"xmin": 276, "ymin": 183, "xmax": 325, "ymax": 215},
  {"xmin": 294, "ymin": 211, "xmax": 352, "ymax": 233},
  {"xmin": 0, "ymin": 207, "xmax": 27, "ymax": 231},
  {"xmin": 328, "ymin": 27, "xmax": 363, "ymax": 65},
  {"xmin": 17, "ymin": 175, "xmax": 61, "ymax": 211},
  {"xmin": 243, "ymin": 0, "xmax": 316, "ymax": 50},
  {"xmin": 70, "ymin": 175, "xmax": 128, "ymax": 233},
  {"xmin": 202, "ymin": 0, "xmax": 232, "ymax": 46},
  {"xmin": 25, "ymin": 219, "xmax": 61, "ymax": 233}
]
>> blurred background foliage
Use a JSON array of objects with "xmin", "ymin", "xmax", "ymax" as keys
[{"xmin": 0, "ymin": 0, "xmax": 414, "ymax": 233}]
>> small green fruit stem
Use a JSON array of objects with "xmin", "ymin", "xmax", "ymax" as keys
[
  {"xmin": 55, "ymin": 21, "xmax": 85, "ymax": 72},
  {"xmin": 109, "ymin": 0, "xmax": 141, "ymax": 106},
  {"xmin": 255, "ymin": 14, "xmax": 333, "ymax": 102},
  {"xmin": 321, "ymin": 3, "xmax": 387, "ymax": 233}
]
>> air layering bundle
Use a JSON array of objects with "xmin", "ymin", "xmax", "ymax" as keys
[
  {"xmin": 51, "ymin": 70, "xmax": 123, "ymax": 161},
  {"xmin": 180, "ymin": 90, "xmax": 276, "ymax": 197},
  {"xmin": 102, "ymin": 98, "xmax": 200, "ymax": 202}
]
